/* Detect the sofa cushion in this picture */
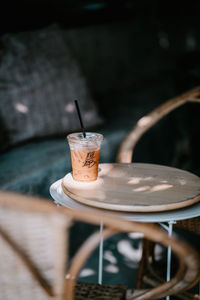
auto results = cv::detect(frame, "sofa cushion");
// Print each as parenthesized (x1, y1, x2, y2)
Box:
(0, 24, 102, 152)
(0, 123, 129, 198)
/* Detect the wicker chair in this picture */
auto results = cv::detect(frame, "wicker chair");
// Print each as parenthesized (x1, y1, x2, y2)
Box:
(116, 85, 200, 298)
(0, 190, 200, 300)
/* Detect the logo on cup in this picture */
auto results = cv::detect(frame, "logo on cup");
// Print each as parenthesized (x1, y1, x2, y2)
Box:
(83, 152, 96, 168)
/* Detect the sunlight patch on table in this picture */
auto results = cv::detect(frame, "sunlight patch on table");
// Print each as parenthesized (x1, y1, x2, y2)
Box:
(132, 184, 173, 193)
(128, 176, 153, 185)
(150, 184, 173, 192)
(133, 186, 150, 192)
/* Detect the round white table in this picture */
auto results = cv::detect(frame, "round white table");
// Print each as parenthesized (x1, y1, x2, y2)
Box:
(50, 178, 200, 223)
(50, 163, 200, 300)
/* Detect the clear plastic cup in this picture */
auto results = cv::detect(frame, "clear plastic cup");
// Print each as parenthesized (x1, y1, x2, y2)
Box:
(67, 132, 103, 182)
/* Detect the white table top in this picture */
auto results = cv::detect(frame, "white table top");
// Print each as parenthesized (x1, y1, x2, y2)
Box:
(50, 179, 200, 223)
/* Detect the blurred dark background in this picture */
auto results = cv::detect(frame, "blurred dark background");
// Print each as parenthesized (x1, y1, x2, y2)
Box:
(1, 0, 200, 173)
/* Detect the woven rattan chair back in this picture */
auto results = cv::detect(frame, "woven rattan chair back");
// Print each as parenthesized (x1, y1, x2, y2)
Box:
(116, 86, 200, 233)
(116, 86, 200, 164)
(0, 190, 200, 300)
(116, 85, 200, 235)
(0, 191, 71, 300)
(116, 86, 200, 294)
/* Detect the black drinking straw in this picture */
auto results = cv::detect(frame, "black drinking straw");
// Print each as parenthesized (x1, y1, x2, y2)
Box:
(74, 100, 86, 138)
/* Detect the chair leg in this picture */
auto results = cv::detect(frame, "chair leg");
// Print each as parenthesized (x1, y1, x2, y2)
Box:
(136, 239, 155, 289)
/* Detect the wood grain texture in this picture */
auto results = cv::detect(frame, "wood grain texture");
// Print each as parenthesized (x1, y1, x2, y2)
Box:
(62, 163, 200, 212)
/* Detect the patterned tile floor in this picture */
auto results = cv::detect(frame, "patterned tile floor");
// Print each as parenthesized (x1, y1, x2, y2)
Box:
(70, 230, 199, 299)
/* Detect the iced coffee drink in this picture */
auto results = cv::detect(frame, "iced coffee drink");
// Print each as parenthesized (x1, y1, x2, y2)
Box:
(67, 132, 103, 182)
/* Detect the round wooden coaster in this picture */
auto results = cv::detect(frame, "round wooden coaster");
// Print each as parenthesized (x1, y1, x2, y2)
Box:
(62, 163, 200, 212)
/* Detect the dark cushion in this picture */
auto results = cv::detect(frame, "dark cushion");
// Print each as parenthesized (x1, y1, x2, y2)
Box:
(0, 24, 103, 152)
(0, 122, 129, 198)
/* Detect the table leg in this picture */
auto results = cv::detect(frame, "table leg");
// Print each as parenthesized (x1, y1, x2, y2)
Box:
(98, 221, 104, 285)
(160, 221, 176, 300)
(166, 221, 175, 300)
